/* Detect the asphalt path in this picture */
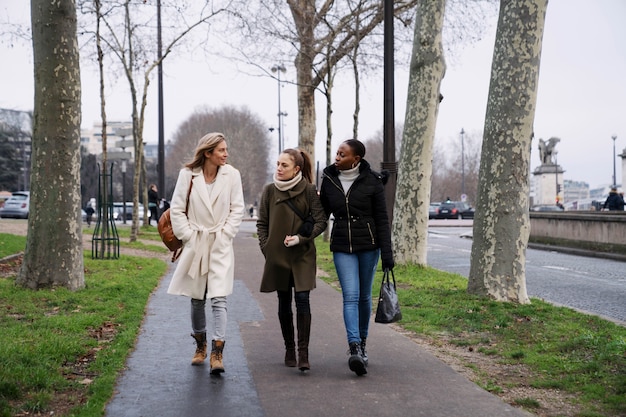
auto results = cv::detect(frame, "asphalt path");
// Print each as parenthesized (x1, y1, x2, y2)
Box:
(106, 219, 532, 417)
(426, 223, 626, 325)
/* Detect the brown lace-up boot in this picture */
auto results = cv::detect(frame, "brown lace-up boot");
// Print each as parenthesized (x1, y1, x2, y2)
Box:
(190, 332, 207, 366)
(278, 313, 297, 367)
(210, 339, 225, 375)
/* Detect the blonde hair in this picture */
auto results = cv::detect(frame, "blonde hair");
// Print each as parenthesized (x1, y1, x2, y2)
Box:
(185, 132, 226, 169)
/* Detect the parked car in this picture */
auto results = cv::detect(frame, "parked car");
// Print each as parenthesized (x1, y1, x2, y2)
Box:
(112, 202, 149, 221)
(0, 191, 30, 219)
(434, 201, 474, 220)
(530, 205, 564, 212)
(428, 202, 441, 219)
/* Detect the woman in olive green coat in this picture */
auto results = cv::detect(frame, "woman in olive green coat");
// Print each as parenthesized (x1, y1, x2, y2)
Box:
(256, 149, 327, 371)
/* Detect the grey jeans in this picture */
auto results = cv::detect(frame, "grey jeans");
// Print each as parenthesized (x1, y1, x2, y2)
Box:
(191, 296, 227, 341)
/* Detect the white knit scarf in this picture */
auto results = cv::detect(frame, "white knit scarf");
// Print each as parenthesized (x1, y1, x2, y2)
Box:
(273, 171, 303, 192)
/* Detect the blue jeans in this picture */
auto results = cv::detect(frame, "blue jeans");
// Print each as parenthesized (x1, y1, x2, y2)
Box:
(333, 249, 380, 344)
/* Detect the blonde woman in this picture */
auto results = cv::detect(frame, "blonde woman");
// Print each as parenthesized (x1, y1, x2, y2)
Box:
(167, 132, 244, 375)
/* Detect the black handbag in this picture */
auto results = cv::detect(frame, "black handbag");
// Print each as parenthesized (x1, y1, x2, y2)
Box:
(375, 268, 402, 324)
(285, 198, 315, 238)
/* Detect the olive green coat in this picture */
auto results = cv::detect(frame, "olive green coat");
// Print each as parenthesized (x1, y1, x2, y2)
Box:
(256, 179, 327, 292)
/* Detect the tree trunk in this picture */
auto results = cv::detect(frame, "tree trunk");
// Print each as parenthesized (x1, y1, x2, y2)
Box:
(392, 0, 446, 266)
(294, 39, 317, 162)
(468, 0, 548, 304)
(19, 0, 84, 290)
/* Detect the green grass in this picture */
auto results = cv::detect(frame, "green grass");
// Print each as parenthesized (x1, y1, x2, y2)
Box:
(316, 237, 626, 416)
(0, 232, 167, 417)
(0, 234, 26, 258)
(2, 232, 625, 416)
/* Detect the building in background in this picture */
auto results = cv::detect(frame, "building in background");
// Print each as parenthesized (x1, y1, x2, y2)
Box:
(80, 121, 159, 163)
(563, 180, 589, 203)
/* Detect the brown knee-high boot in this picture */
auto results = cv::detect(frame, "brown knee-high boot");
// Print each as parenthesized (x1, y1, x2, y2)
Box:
(296, 313, 311, 371)
(190, 332, 207, 365)
(278, 313, 297, 367)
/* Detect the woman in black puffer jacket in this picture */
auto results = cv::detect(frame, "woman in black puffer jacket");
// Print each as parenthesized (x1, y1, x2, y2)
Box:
(320, 139, 394, 376)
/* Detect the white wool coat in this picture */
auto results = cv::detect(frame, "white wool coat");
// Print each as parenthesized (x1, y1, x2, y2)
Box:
(167, 164, 244, 300)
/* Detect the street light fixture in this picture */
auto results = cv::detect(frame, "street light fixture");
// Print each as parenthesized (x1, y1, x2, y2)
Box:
(460, 128, 465, 197)
(612, 135, 617, 187)
(271, 64, 286, 154)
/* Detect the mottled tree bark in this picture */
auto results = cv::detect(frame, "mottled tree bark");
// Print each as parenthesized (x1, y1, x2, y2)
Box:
(18, 0, 84, 290)
(468, 0, 548, 303)
(392, 0, 446, 266)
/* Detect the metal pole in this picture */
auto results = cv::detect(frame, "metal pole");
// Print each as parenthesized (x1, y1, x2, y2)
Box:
(277, 69, 282, 153)
(272, 64, 286, 154)
(121, 159, 127, 224)
(612, 135, 617, 187)
(157, 0, 165, 194)
(382, 0, 397, 222)
(460, 128, 465, 196)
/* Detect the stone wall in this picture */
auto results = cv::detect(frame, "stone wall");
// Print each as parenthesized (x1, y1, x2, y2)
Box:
(529, 211, 626, 254)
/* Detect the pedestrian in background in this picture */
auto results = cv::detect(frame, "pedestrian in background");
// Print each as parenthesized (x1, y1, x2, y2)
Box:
(148, 184, 159, 225)
(320, 139, 394, 376)
(84, 203, 95, 227)
(256, 148, 327, 371)
(167, 132, 244, 375)
(603, 187, 625, 211)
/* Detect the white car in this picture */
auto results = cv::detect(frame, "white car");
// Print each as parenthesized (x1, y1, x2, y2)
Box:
(0, 191, 30, 219)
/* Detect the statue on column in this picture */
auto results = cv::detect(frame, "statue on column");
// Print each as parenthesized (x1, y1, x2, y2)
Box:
(538, 137, 560, 165)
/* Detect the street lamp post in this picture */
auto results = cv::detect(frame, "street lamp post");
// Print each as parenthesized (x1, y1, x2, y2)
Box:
(460, 128, 465, 197)
(121, 160, 127, 224)
(612, 135, 617, 187)
(271, 64, 286, 153)
(114, 127, 133, 224)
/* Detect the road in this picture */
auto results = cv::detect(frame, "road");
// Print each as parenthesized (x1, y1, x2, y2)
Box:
(427, 224, 626, 325)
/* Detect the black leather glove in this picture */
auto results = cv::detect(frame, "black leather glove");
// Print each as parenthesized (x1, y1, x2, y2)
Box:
(382, 257, 394, 271)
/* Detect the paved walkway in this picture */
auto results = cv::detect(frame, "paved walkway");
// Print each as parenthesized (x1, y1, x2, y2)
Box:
(105, 222, 532, 417)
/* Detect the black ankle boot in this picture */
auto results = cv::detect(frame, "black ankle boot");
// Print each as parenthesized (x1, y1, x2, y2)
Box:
(348, 342, 366, 376)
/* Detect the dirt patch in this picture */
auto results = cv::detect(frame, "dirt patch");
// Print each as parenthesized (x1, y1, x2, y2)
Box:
(393, 325, 583, 417)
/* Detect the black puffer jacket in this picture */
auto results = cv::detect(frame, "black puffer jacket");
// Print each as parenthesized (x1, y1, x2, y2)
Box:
(320, 159, 394, 269)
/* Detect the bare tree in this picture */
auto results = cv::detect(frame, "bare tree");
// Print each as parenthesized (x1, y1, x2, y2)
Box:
(18, 0, 84, 290)
(79, 0, 228, 241)
(231, 0, 418, 164)
(392, 0, 447, 266)
(430, 130, 482, 205)
(166, 105, 272, 205)
(0, 109, 31, 191)
(468, 0, 548, 303)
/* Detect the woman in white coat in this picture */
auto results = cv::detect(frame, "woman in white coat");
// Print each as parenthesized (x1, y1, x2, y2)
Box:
(167, 132, 244, 375)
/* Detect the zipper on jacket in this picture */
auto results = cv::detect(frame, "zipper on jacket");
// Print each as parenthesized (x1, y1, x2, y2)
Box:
(345, 192, 353, 253)
(327, 173, 363, 254)
(366, 222, 375, 245)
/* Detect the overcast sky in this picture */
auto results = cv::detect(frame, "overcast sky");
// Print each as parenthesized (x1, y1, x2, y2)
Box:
(1, 0, 625, 190)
